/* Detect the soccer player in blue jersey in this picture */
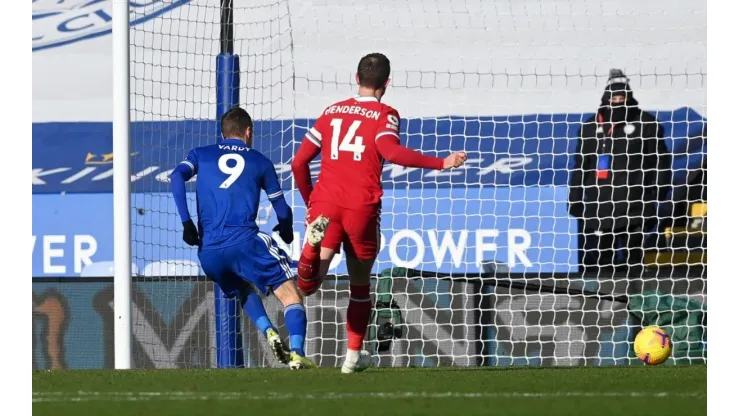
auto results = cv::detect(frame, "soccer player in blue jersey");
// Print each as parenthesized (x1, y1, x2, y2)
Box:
(170, 106, 315, 369)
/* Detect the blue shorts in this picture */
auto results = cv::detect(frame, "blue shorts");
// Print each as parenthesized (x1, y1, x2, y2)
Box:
(198, 232, 294, 298)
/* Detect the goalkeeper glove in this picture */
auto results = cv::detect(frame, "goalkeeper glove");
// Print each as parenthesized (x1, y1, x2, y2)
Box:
(182, 219, 199, 246)
(273, 222, 294, 244)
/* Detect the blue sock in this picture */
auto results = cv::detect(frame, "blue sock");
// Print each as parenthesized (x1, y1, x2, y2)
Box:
(284, 303, 307, 356)
(241, 291, 273, 336)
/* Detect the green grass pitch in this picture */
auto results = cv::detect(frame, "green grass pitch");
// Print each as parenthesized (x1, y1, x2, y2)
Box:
(33, 366, 706, 416)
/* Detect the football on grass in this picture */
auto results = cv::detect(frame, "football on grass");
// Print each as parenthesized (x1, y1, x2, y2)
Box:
(634, 326, 672, 365)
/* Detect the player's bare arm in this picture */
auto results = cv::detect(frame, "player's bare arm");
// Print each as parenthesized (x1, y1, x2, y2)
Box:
(444, 151, 468, 169)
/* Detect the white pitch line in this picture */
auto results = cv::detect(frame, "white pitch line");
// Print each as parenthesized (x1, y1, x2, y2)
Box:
(32, 391, 706, 403)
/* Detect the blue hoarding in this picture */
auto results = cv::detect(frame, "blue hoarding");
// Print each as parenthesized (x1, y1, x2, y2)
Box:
(31, 108, 706, 194)
(32, 108, 705, 276)
(33, 186, 576, 277)
(33, 194, 113, 276)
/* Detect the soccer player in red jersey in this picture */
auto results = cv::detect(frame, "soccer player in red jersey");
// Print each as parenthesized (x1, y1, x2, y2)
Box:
(291, 53, 467, 373)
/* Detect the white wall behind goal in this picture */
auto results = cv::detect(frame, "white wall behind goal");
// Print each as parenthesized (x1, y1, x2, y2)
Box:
(32, 0, 706, 123)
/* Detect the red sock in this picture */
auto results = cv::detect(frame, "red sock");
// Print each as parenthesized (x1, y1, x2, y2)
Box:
(346, 285, 372, 351)
(297, 243, 321, 295)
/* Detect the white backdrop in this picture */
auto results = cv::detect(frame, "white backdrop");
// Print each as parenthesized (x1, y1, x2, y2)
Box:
(33, 0, 706, 123)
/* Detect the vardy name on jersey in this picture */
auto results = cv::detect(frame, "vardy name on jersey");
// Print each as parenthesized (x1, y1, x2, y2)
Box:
(219, 144, 249, 152)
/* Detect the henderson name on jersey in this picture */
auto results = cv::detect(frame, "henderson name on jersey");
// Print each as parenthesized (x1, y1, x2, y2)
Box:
(292, 95, 446, 211)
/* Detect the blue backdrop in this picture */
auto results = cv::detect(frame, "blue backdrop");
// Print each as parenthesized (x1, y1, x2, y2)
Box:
(32, 186, 575, 276)
(31, 107, 706, 193)
(32, 108, 706, 276)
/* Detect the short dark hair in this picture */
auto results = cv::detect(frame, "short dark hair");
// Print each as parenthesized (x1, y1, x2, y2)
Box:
(221, 107, 253, 138)
(357, 53, 391, 90)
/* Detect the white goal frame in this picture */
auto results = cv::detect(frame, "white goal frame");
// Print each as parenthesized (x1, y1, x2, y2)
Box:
(112, 0, 132, 370)
(110, 0, 706, 370)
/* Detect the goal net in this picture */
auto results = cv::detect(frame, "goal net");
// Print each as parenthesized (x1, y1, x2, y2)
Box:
(128, 0, 707, 368)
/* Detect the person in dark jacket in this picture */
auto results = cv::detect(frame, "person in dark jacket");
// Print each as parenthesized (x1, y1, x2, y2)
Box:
(568, 70, 672, 272)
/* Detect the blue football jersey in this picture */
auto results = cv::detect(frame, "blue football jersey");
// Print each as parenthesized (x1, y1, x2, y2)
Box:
(179, 139, 284, 248)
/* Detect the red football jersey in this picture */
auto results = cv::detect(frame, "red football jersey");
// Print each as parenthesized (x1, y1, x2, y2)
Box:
(305, 95, 401, 210)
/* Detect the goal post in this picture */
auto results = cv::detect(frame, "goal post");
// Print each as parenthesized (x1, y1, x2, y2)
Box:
(213, 0, 245, 369)
(112, 0, 132, 370)
(114, 0, 248, 369)
(114, 0, 706, 369)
